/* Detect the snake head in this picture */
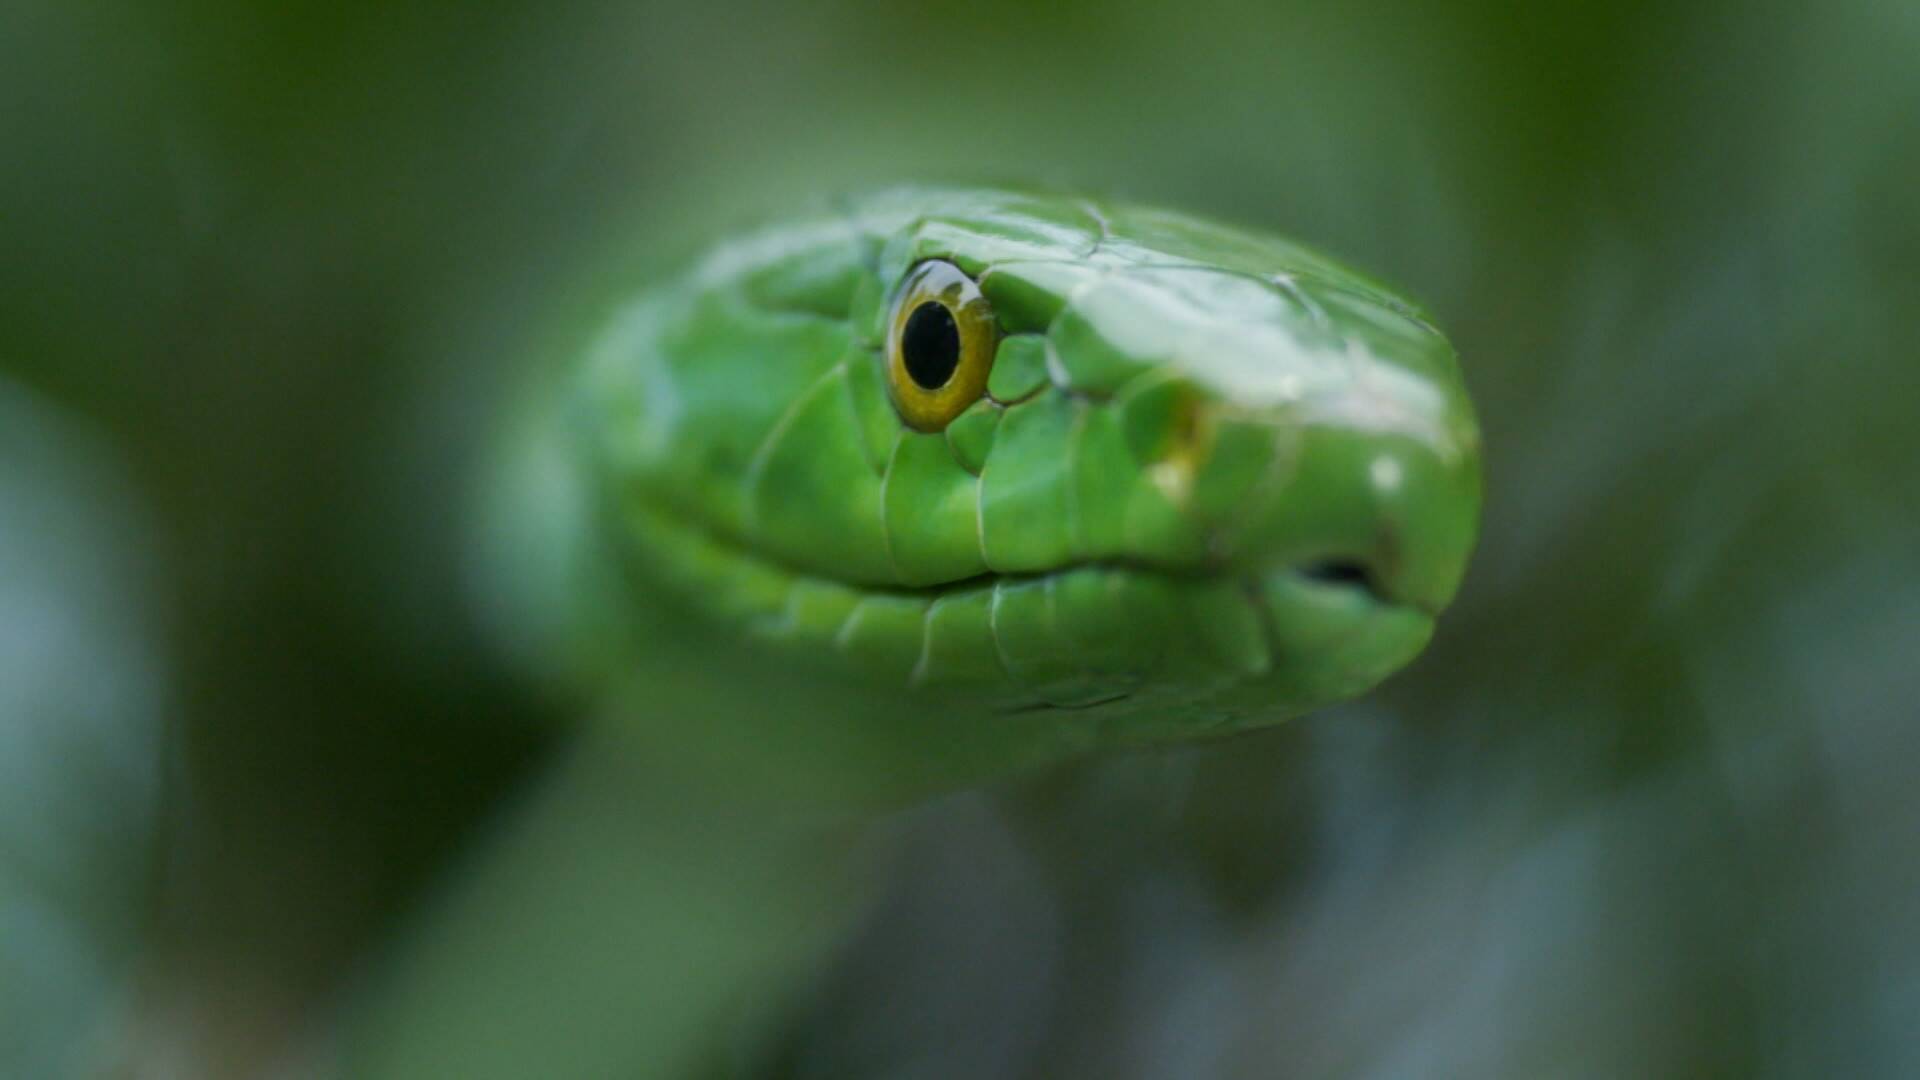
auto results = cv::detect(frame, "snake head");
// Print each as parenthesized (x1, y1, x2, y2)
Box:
(579, 188, 1481, 739)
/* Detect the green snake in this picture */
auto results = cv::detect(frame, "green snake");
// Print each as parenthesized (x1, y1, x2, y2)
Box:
(560, 186, 1477, 727)
(355, 187, 1481, 1076)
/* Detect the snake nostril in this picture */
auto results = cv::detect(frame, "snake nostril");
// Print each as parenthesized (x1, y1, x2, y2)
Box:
(1297, 558, 1387, 601)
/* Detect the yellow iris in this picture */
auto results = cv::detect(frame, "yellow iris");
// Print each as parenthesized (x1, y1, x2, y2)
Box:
(884, 260, 999, 432)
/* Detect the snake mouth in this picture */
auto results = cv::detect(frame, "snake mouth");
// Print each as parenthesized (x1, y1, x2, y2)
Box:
(989, 557, 1436, 719)
(622, 495, 1438, 717)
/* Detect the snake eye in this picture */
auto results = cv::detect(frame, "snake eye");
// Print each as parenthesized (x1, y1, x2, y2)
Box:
(885, 260, 998, 431)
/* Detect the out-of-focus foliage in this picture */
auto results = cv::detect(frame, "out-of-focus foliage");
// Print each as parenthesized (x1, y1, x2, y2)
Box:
(3, 0, 1916, 1076)
(0, 386, 162, 1075)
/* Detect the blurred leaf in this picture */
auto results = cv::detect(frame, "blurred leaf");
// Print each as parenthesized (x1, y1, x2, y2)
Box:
(0, 384, 164, 1077)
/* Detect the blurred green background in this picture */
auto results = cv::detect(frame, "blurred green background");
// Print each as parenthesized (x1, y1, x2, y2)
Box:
(4, 1, 1918, 1076)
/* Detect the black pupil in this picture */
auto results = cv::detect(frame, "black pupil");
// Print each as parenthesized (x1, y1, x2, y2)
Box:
(901, 301, 962, 390)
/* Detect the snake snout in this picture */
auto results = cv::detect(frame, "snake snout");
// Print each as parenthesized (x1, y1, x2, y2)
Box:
(1263, 423, 1480, 617)
(1172, 384, 1479, 619)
